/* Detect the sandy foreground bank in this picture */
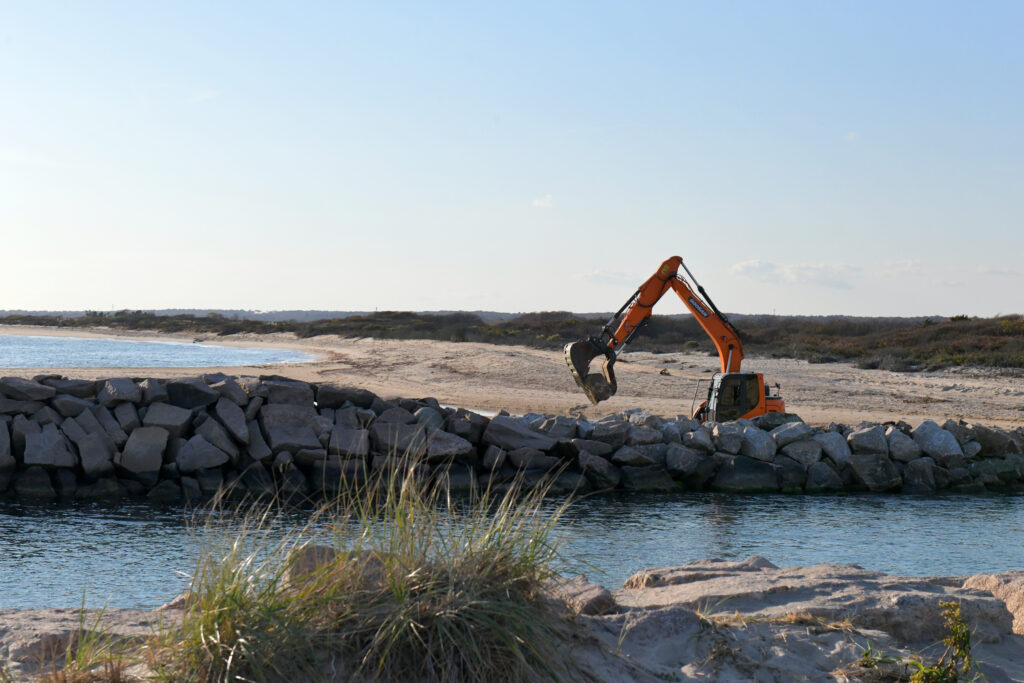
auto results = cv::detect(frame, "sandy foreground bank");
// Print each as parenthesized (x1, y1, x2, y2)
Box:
(3, 558, 1024, 681)
(1, 325, 1021, 429)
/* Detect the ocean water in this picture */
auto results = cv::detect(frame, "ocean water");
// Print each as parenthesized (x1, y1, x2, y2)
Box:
(0, 334, 312, 368)
(1, 492, 1022, 609)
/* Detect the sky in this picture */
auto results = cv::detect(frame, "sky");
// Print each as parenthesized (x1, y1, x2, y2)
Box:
(2, 1, 1022, 317)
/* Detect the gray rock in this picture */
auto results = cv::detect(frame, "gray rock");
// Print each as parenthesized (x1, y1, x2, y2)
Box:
(91, 406, 128, 447)
(482, 445, 506, 471)
(76, 478, 127, 501)
(611, 445, 658, 467)
(508, 447, 560, 471)
(414, 406, 445, 431)
(426, 429, 474, 462)
(176, 434, 231, 473)
(969, 457, 1020, 485)
(197, 416, 239, 462)
(166, 378, 220, 409)
(244, 396, 264, 422)
(210, 378, 249, 406)
(12, 415, 40, 456)
(665, 444, 717, 488)
(912, 420, 964, 467)
(812, 431, 852, 469)
(774, 456, 806, 492)
(259, 404, 321, 453)
(942, 419, 973, 445)
(540, 415, 578, 438)
(849, 453, 902, 492)
(50, 394, 94, 418)
(805, 461, 843, 492)
(23, 423, 76, 468)
(712, 422, 744, 454)
(571, 438, 613, 457)
(294, 448, 329, 467)
(214, 398, 249, 445)
(740, 425, 777, 462)
(848, 425, 888, 456)
(334, 407, 361, 430)
(147, 480, 183, 503)
(239, 463, 276, 497)
(445, 409, 489, 444)
(770, 421, 813, 448)
(369, 421, 428, 458)
(973, 424, 1012, 457)
(310, 458, 367, 494)
(619, 466, 676, 492)
(113, 402, 141, 433)
(376, 406, 417, 424)
(117, 426, 169, 474)
(886, 426, 922, 463)
(0, 399, 43, 415)
(139, 378, 169, 404)
(0, 377, 56, 401)
(590, 419, 630, 449)
(682, 427, 715, 453)
(0, 421, 12, 470)
(30, 406, 61, 426)
(754, 412, 804, 431)
(328, 427, 370, 459)
(903, 458, 937, 493)
(266, 380, 314, 406)
(483, 415, 556, 452)
(780, 439, 822, 467)
(59, 416, 88, 444)
(41, 378, 96, 398)
(626, 425, 663, 446)
(315, 384, 376, 409)
(710, 455, 779, 493)
(962, 440, 983, 458)
(15, 466, 56, 500)
(577, 451, 621, 489)
(77, 433, 115, 478)
(195, 467, 224, 495)
(97, 378, 142, 406)
(142, 402, 193, 439)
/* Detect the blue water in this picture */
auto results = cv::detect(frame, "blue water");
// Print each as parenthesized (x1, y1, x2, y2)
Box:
(0, 334, 312, 367)
(1, 493, 1022, 609)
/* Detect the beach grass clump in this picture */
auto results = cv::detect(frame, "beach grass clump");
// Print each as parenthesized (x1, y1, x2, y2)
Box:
(157, 464, 572, 682)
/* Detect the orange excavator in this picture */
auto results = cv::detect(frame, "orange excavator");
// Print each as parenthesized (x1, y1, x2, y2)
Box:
(565, 256, 785, 422)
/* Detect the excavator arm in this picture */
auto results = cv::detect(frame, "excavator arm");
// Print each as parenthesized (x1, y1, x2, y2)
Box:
(565, 256, 744, 404)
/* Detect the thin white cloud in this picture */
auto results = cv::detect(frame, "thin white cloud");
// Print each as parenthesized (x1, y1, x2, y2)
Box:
(730, 260, 859, 290)
(531, 194, 553, 208)
(188, 90, 221, 103)
(845, 131, 858, 142)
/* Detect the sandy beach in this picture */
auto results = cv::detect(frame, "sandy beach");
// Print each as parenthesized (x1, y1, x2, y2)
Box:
(1, 324, 1021, 429)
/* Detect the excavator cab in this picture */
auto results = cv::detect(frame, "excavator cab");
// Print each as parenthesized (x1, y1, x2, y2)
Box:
(701, 372, 784, 423)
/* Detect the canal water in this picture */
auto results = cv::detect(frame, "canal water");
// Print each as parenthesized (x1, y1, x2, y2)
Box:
(1, 492, 1021, 609)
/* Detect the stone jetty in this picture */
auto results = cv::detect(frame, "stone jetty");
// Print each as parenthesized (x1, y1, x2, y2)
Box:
(1, 373, 1023, 502)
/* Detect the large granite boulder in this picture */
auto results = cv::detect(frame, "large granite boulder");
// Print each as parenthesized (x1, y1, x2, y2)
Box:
(209, 378, 248, 406)
(571, 438, 613, 457)
(902, 457, 937, 493)
(805, 461, 843, 492)
(0, 377, 56, 401)
(712, 423, 744, 454)
(665, 444, 717, 488)
(117, 426, 169, 474)
(51, 394, 94, 418)
(246, 421, 272, 461)
(813, 431, 852, 469)
(912, 421, 964, 466)
(425, 429, 474, 462)
(774, 456, 806, 492)
(886, 427, 922, 463)
(23, 424, 76, 468)
(77, 433, 115, 478)
(259, 404, 321, 453)
(849, 453, 902, 492)
(611, 445, 659, 468)
(197, 417, 239, 462)
(590, 419, 630, 449)
(266, 380, 314, 406)
(14, 466, 56, 500)
(577, 452, 621, 489)
(176, 434, 231, 473)
(113, 402, 140, 433)
(97, 378, 142, 406)
(369, 422, 427, 458)
(619, 466, 676, 492)
(315, 384, 376, 409)
(482, 416, 556, 452)
(41, 378, 96, 398)
(847, 425, 888, 456)
(682, 427, 715, 453)
(740, 425, 777, 462)
(780, 439, 822, 467)
(626, 426, 663, 446)
(770, 421, 813, 448)
(328, 427, 370, 459)
(710, 455, 778, 493)
(142, 402, 193, 439)
(214, 398, 249, 445)
(508, 448, 560, 471)
(166, 379, 220, 409)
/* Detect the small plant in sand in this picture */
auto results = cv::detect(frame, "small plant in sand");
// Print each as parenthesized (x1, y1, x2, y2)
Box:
(156, 459, 573, 682)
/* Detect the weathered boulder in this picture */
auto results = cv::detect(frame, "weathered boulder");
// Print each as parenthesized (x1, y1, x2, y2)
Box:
(886, 426, 922, 463)
(710, 455, 778, 493)
(328, 427, 370, 459)
(113, 402, 141, 433)
(849, 453, 902, 492)
(780, 439, 822, 467)
(266, 380, 314, 406)
(619, 466, 676, 492)
(76, 478, 127, 501)
(847, 425, 888, 456)
(813, 431, 852, 469)
(508, 447, 560, 471)
(316, 384, 377, 409)
(41, 378, 96, 398)
(369, 421, 427, 458)
(973, 424, 1012, 457)
(142, 402, 193, 439)
(482, 415, 556, 452)
(740, 425, 776, 462)
(540, 415, 578, 438)
(425, 429, 474, 462)
(139, 378, 169, 404)
(14, 466, 56, 499)
(912, 420, 964, 466)
(0, 399, 43, 415)
(712, 423, 744, 454)
(239, 463, 276, 496)
(246, 420, 272, 461)
(0, 422, 13, 470)
(51, 394, 94, 418)
(176, 434, 231, 473)
(682, 427, 715, 453)
(97, 378, 142, 406)
(626, 425, 663, 446)
(414, 406, 446, 431)
(481, 445, 506, 471)
(902, 458, 937, 493)
(774, 456, 806, 492)
(76, 433, 115, 478)
(23, 424, 76, 468)
(197, 417, 239, 462)
(214, 398, 249, 445)
(770, 421, 813, 448)
(805, 461, 843, 492)
(577, 452, 621, 489)
(665, 444, 717, 488)
(571, 438, 613, 457)
(611, 445, 659, 468)
(259, 404, 321, 453)
(147, 480, 183, 503)
(166, 378, 220, 409)
(754, 412, 803, 431)
(445, 409, 489, 444)
(0, 377, 56, 401)
(590, 419, 630, 449)
(117, 426, 169, 474)
(376, 406, 416, 424)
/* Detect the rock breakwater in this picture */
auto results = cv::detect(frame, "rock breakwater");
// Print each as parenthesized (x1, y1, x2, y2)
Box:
(0, 373, 1023, 503)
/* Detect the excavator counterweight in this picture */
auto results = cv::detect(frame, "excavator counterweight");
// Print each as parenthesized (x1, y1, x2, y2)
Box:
(564, 256, 785, 422)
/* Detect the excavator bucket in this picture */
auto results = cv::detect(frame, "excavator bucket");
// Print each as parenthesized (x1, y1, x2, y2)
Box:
(564, 340, 617, 404)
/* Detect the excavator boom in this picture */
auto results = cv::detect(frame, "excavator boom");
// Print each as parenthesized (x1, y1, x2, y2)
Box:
(565, 256, 744, 404)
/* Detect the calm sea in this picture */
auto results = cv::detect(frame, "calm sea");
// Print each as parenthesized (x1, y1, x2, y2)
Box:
(1, 493, 1022, 609)
(0, 333, 312, 368)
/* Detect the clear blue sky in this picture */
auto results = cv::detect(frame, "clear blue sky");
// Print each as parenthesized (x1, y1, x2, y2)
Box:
(3, 2, 1022, 316)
